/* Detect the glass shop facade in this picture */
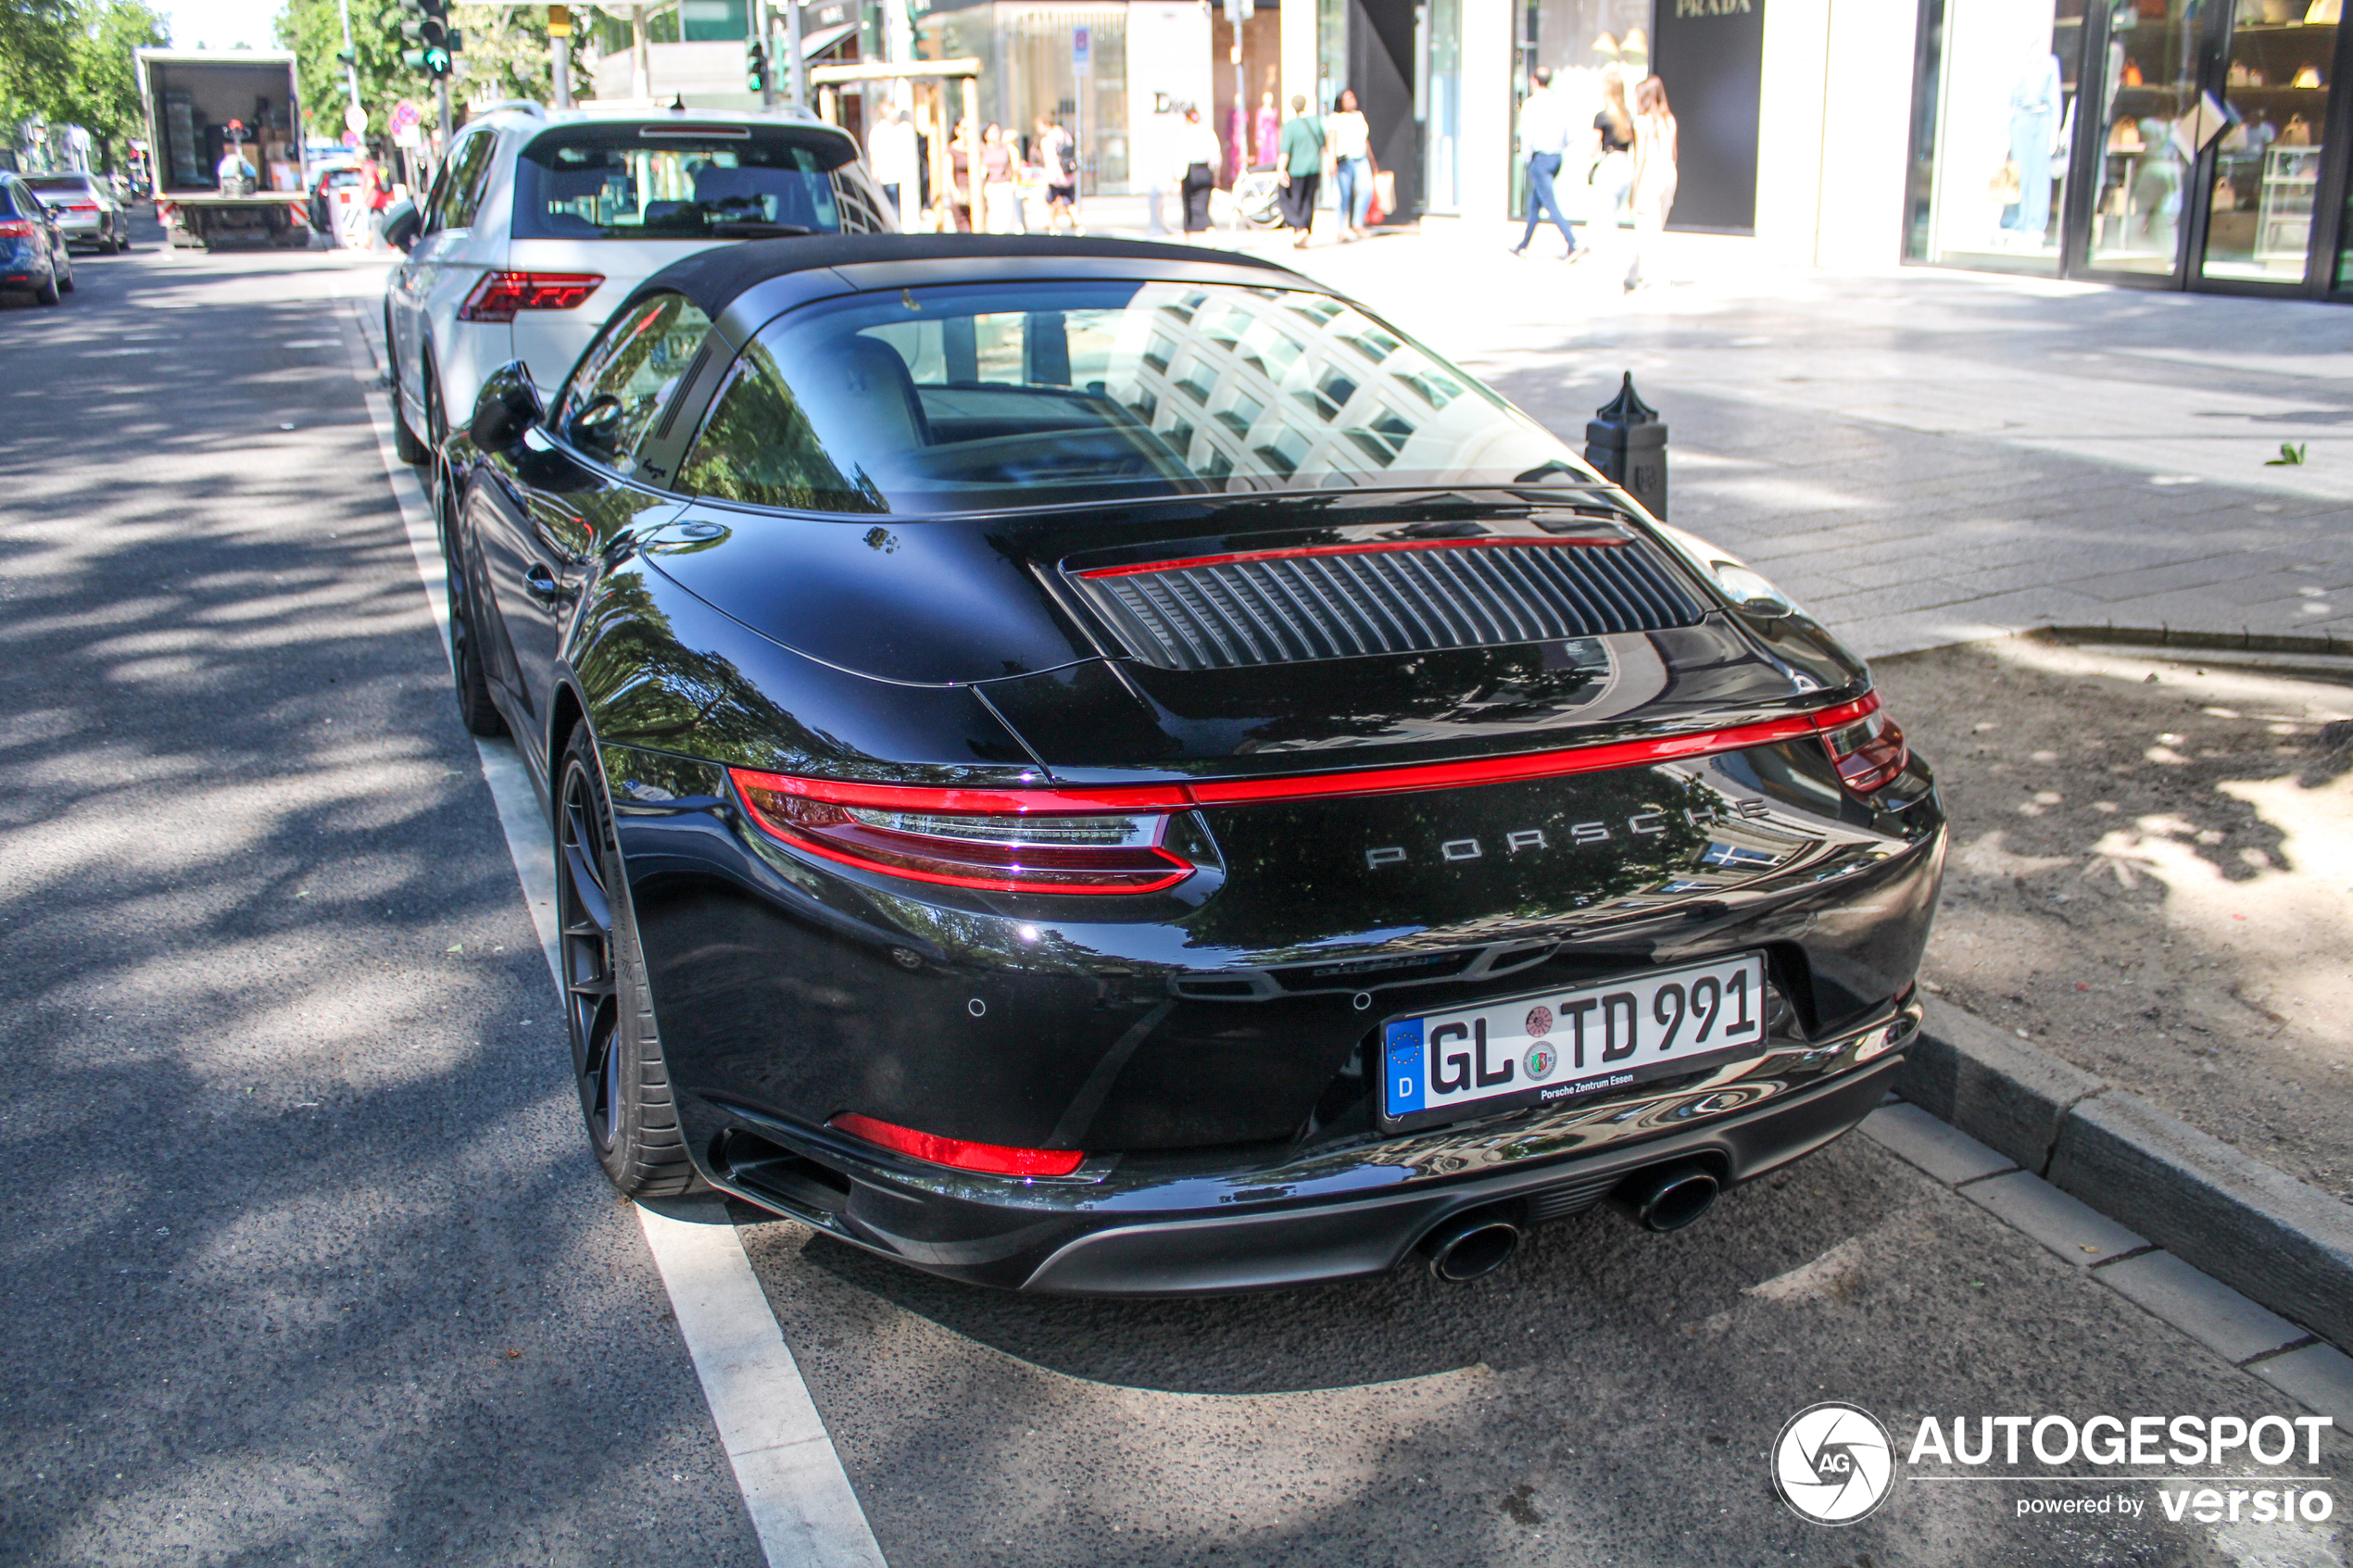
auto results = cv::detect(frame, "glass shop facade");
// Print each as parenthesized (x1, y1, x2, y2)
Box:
(1908, 0, 2353, 297)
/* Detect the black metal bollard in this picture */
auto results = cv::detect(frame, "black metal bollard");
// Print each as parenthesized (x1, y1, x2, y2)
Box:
(1583, 371, 1667, 520)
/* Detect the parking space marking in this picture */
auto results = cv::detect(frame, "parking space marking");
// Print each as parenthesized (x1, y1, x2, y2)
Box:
(338, 300, 887, 1568)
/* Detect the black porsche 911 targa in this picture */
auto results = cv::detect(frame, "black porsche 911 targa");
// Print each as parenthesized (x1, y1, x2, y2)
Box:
(435, 234, 1944, 1294)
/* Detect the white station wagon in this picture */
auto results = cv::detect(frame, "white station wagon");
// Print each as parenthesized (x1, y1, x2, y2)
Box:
(383, 101, 894, 466)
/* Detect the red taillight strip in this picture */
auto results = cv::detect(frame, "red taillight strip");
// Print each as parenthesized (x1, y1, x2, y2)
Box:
(831, 1111, 1085, 1177)
(727, 691, 1877, 819)
(1076, 535, 1629, 579)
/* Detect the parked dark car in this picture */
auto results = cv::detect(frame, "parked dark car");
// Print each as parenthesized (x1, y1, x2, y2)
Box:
(435, 235, 1944, 1295)
(23, 172, 128, 253)
(0, 174, 74, 305)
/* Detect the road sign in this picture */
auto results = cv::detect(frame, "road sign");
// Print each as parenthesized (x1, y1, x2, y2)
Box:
(389, 99, 422, 137)
(344, 103, 368, 134)
(1073, 25, 1089, 72)
(547, 3, 572, 36)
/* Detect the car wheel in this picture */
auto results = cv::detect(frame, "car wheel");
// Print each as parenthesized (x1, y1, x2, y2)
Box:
(56, 254, 73, 294)
(556, 725, 698, 1199)
(33, 268, 59, 307)
(387, 309, 430, 465)
(445, 540, 508, 738)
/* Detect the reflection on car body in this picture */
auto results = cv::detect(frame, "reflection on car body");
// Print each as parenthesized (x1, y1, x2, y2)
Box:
(433, 234, 1945, 1296)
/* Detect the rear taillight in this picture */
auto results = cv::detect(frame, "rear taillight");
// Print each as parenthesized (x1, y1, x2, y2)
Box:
(729, 769, 1195, 895)
(831, 1112, 1084, 1177)
(1814, 692, 1908, 794)
(457, 270, 604, 321)
(0, 220, 33, 238)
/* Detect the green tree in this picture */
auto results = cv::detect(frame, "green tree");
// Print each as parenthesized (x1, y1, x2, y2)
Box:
(451, 2, 551, 109)
(275, 0, 417, 146)
(60, 0, 170, 169)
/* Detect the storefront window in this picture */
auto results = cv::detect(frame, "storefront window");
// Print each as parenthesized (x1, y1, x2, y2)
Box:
(2084, 0, 2202, 274)
(1419, 0, 1462, 212)
(1907, 0, 2088, 274)
(2204, 2, 2336, 284)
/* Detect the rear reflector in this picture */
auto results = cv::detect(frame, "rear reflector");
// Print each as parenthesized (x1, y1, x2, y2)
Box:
(830, 1112, 1085, 1177)
(457, 270, 605, 321)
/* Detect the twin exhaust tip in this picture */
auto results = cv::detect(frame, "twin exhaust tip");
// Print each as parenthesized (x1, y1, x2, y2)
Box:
(1417, 1161, 1723, 1283)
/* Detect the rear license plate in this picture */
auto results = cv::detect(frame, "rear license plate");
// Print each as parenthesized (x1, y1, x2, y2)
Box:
(1380, 953, 1768, 1125)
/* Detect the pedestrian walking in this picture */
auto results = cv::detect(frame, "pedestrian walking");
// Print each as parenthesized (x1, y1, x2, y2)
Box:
(1509, 66, 1579, 259)
(1590, 65, 1635, 239)
(1626, 75, 1678, 293)
(1276, 94, 1324, 246)
(949, 117, 975, 231)
(1176, 105, 1222, 235)
(1037, 116, 1082, 234)
(871, 105, 919, 230)
(1327, 88, 1378, 241)
(980, 122, 1026, 233)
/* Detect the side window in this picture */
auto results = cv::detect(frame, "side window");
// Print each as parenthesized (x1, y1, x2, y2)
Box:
(555, 292, 712, 470)
(426, 130, 495, 232)
(677, 340, 888, 515)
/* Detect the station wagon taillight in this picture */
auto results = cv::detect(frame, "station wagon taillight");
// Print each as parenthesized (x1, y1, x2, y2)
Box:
(457, 270, 604, 321)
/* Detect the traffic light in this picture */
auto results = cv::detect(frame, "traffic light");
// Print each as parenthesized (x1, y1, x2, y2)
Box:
(334, 45, 357, 67)
(398, 0, 458, 78)
(746, 37, 769, 94)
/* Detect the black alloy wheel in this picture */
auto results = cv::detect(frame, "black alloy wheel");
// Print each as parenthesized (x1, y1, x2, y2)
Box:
(556, 726, 698, 1198)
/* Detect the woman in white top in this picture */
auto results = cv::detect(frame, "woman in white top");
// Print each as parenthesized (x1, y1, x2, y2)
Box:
(1327, 88, 1378, 241)
(1174, 105, 1224, 235)
(1627, 74, 1679, 292)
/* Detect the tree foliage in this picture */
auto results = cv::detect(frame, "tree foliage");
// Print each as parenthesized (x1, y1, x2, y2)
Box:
(2, 0, 171, 169)
(273, 0, 550, 149)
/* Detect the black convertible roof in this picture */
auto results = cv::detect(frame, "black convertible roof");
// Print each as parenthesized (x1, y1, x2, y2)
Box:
(631, 233, 1303, 320)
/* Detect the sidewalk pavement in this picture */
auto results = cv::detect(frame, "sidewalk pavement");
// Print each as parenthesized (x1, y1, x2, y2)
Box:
(1089, 212, 2353, 660)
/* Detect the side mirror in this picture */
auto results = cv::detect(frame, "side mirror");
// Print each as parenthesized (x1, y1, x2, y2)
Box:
(567, 393, 625, 460)
(470, 360, 545, 451)
(382, 196, 422, 252)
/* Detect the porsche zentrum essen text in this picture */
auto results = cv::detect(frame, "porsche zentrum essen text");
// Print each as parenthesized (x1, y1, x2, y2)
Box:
(437, 235, 1945, 1293)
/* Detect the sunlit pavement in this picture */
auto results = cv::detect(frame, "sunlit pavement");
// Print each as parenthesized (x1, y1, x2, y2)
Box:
(0, 218, 2345, 1567)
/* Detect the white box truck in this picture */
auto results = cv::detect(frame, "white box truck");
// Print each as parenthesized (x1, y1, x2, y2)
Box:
(134, 49, 314, 249)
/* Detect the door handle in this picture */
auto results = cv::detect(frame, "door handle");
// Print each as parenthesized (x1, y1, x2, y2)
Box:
(523, 562, 570, 603)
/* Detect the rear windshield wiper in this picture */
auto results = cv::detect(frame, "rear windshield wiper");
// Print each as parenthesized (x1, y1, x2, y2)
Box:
(710, 220, 812, 238)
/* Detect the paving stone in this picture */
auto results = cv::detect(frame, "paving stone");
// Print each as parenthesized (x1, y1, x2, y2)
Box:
(1858, 1103, 2018, 1186)
(2247, 1342, 2353, 1426)
(1960, 1171, 2150, 1268)
(2095, 1251, 2308, 1365)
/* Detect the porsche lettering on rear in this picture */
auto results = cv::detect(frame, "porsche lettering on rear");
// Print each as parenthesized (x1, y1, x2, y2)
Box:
(1365, 797, 1773, 870)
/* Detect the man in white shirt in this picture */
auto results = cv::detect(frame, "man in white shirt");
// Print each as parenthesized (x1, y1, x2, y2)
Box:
(868, 105, 919, 230)
(1510, 67, 1581, 259)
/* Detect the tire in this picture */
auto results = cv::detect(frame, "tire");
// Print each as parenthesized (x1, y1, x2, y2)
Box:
(33, 269, 58, 307)
(557, 725, 698, 1199)
(444, 530, 508, 737)
(56, 255, 72, 294)
(387, 310, 429, 465)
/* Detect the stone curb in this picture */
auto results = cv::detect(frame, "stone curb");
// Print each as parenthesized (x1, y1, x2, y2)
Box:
(1894, 999, 2353, 1354)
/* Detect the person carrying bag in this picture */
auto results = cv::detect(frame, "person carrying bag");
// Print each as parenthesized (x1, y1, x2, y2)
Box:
(1276, 95, 1325, 247)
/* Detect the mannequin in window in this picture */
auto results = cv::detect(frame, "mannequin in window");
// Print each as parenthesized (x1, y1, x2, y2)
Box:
(2003, 52, 2063, 241)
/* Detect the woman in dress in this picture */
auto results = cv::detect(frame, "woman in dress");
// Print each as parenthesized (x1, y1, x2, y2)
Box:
(1327, 87, 1378, 241)
(1626, 75, 1679, 292)
(980, 122, 1026, 233)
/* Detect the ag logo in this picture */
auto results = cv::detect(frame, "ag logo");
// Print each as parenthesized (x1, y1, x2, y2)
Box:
(1772, 1402, 1894, 1524)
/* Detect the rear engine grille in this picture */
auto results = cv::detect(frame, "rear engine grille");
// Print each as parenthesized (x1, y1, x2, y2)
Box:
(1525, 1170, 1624, 1223)
(1073, 541, 1704, 671)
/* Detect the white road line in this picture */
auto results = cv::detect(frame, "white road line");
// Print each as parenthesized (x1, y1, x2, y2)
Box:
(336, 300, 888, 1568)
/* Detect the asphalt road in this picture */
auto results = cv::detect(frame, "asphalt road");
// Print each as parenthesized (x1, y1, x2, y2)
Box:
(0, 221, 2342, 1567)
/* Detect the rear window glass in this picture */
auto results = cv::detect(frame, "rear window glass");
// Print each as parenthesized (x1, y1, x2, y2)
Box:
(677, 281, 1590, 516)
(0, 183, 18, 219)
(512, 125, 887, 241)
(26, 177, 94, 197)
